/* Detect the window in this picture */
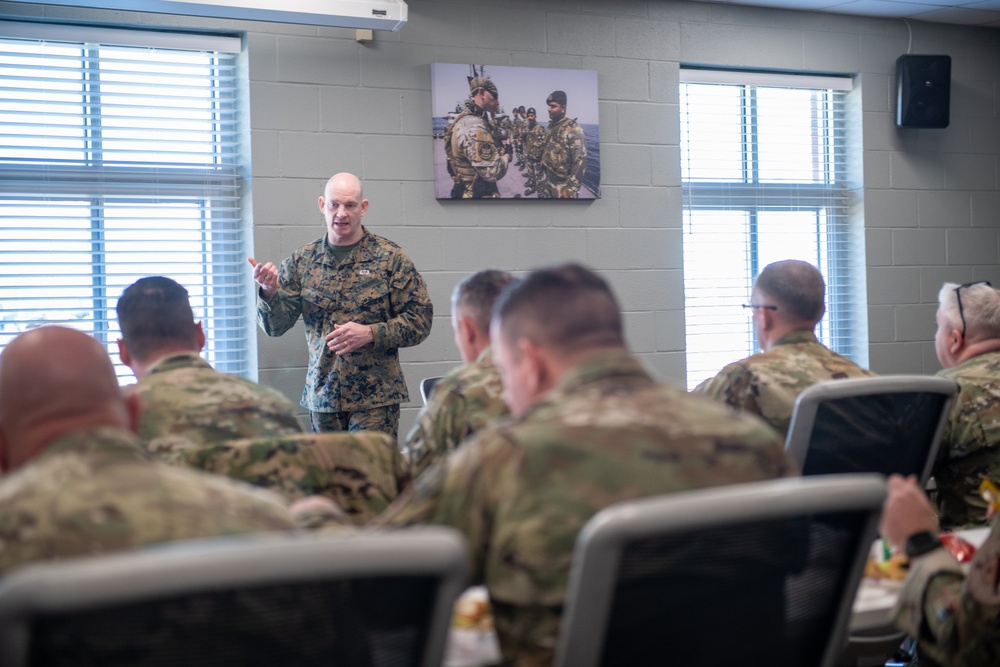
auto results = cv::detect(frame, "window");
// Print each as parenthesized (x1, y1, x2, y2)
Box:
(680, 69, 865, 389)
(0, 22, 246, 383)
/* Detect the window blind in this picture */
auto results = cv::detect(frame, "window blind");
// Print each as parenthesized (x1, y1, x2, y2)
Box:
(0, 23, 246, 383)
(680, 70, 859, 390)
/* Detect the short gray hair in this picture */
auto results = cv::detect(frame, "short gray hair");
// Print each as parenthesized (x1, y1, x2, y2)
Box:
(753, 260, 825, 324)
(938, 281, 1000, 339)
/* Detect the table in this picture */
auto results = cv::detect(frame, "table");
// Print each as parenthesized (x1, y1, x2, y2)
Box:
(849, 526, 990, 632)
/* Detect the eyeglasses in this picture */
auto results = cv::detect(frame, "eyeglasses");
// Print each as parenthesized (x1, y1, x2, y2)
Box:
(954, 281, 992, 338)
(742, 303, 778, 312)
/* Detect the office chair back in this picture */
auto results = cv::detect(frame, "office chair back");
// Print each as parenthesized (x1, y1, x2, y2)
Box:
(785, 375, 957, 483)
(420, 376, 443, 404)
(0, 528, 468, 667)
(554, 474, 885, 667)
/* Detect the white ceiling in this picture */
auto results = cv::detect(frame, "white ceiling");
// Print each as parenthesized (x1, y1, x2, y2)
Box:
(692, 0, 1000, 27)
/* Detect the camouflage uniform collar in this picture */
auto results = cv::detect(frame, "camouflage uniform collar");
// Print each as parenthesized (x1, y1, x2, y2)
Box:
(475, 345, 494, 366)
(950, 348, 1000, 372)
(144, 351, 213, 376)
(773, 330, 821, 347)
(464, 99, 487, 118)
(320, 228, 375, 266)
(40, 427, 149, 463)
(525, 349, 649, 417)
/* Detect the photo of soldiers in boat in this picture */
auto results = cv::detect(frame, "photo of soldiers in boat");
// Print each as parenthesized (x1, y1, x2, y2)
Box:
(431, 63, 600, 200)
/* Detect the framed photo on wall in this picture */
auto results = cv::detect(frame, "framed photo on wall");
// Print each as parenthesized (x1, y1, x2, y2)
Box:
(432, 63, 600, 200)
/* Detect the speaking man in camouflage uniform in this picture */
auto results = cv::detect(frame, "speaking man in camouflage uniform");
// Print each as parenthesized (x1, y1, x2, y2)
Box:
(117, 276, 303, 462)
(539, 90, 587, 199)
(377, 264, 794, 665)
(695, 259, 874, 438)
(444, 76, 511, 199)
(0, 326, 296, 574)
(404, 269, 514, 479)
(522, 107, 546, 197)
(882, 474, 1000, 667)
(931, 281, 1000, 529)
(251, 173, 432, 440)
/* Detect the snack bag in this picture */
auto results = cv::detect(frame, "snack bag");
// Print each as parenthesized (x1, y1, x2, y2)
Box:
(980, 478, 1000, 521)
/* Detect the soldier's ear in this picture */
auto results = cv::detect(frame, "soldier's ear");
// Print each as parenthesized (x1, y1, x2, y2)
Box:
(194, 321, 206, 351)
(949, 327, 965, 355)
(123, 392, 142, 435)
(317, 195, 326, 214)
(359, 198, 369, 216)
(117, 338, 133, 369)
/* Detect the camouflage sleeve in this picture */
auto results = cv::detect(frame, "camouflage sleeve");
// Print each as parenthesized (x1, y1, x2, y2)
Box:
(893, 533, 1000, 666)
(256, 255, 304, 337)
(182, 433, 406, 526)
(565, 125, 587, 197)
(405, 387, 469, 479)
(376, 432, 517, 583)
(693, 364, 762, 416)
(368, 250, 432, 351)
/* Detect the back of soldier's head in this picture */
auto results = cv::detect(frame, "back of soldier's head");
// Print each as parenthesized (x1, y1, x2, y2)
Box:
(0, 326, 127, 468)
(493, 264, 624, 356)
(117, 277, 198, 362)
(452, 269, 516, 336)
(938, 281, 1000, 340)
(754, 260, 826, 325)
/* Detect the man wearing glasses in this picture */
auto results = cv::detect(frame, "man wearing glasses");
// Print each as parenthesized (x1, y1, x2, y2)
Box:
(932, 280, 1000, 529)
(694, 259, 873, 437)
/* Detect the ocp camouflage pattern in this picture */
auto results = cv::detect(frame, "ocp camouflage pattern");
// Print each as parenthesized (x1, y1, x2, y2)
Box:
(894, 519, 1000, 667)
(934, 350, 1000, 529)
(0, 427, 296, 574)
(380, 350, 793, 664)
(694, 330, 874, 437)
(257, 229, 432, 413)
(540, 115, 586, 198)
(127, 352, 303, 462)
(404, 346, 510, 479)
(181, 431, 408, 525)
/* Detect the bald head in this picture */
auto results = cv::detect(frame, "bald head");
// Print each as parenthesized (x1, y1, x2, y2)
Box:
(325, 172, 363, 200)
(0, 326, 131, 470)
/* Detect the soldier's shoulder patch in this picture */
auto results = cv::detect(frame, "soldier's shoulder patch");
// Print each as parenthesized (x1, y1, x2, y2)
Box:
(477, 141, 497, 162)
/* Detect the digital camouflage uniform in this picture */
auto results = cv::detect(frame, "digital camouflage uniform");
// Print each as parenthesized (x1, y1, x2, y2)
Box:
(933, 351, 1000, 529)
(256, 229, 432, 435)
(127, 351, 303, 463)
(539, 116, 587, 199)
(381, 350, 794, 665)
(694, 330, 875, 438)
(404, 346, 510, 479)
(180, 431, 409, 526)
(522, 122, 546, 195)
(0, 427, 296, 574)
(445, 102, 509, 199)
(894, 519, 1000, 667)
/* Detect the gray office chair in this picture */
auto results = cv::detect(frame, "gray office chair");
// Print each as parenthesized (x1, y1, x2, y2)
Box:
(785, 375, 957, 484)
(554, 474, 886, 667)
(0, 528, 468, 667)
(420, 376, 444, 404)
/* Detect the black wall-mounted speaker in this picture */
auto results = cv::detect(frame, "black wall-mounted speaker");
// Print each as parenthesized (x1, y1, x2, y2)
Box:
(896, 55, 951, 128)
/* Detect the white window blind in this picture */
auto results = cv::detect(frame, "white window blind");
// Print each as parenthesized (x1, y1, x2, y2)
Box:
(680, 70, 862, 389)
(0, 23, 246, 383)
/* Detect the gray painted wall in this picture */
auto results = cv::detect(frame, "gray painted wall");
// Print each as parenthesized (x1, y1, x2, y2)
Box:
(2, 0, 999, 440)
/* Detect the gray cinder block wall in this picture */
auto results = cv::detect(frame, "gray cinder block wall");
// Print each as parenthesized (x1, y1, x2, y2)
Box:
(3, 0, 999, 440)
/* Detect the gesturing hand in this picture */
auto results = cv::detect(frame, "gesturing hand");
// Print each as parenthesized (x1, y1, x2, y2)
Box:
(248, 257, 279, 299)
(325, 322, 374, 356)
